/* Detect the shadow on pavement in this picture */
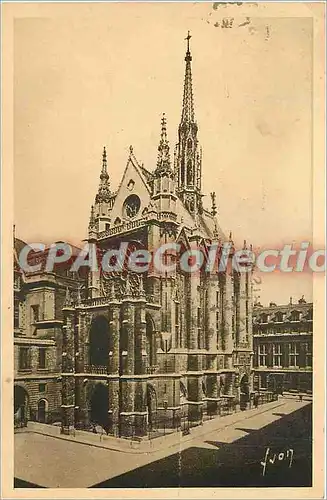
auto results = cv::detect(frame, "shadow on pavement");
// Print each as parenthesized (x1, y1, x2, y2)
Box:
(91, 404, 312, 488)
(234, 428, 256, 434)
(14, 478, 44, 488)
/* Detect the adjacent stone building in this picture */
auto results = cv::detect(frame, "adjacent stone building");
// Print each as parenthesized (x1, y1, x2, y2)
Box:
(13, 236, 84, 425)
(61, 35, 255, 438)
(252, 297, 313, 395)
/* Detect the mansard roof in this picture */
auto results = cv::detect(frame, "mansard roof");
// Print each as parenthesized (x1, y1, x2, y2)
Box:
(253, 300, 313, 319)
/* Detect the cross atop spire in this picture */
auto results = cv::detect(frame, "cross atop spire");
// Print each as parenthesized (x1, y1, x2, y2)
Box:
(175, 33, 202, 215)
(181, 31, 195, 124)
(185, 30, 192, 59)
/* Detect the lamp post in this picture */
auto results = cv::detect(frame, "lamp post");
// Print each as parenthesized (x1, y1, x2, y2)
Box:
(161, 331, 171, 353)
(163, 400, 168, 436)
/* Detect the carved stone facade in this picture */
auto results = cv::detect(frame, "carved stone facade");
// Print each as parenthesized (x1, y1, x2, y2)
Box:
(61, 36, 254, 437)
(13, 237, 84, 425)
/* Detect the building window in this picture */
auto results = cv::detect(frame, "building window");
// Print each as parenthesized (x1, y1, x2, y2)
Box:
(215, 290, 219, 337)
(14, 297, 20, 329)
(273, 343, 282, 367)
(289, 343, 299, 367)
(197, 307, 201, 349)
(31, 304, 40, 323)
(202, 380, 207, 397)
(260, 373, 268, 388)
(304, 343, 312, 367)
(39, 383, 46, 393)
(259, 344, 267, 366)
(38, 348, 46, 369)
(245, 275, 249, 332)
(275, 312, 283, 323)
(261, 313, 268, 324)
(290, 311, 300, 322)
(245, 301, 249, 332)
(175, 301, 180, 347)
(19, 347, 31, 370)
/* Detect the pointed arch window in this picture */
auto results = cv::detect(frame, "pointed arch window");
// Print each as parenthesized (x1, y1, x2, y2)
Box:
(175, 300, 181, 347)
(146, 314, 156, 368)
(181, 160, 185, 185)
(187, 160, 193, 185)
(89, 315, 110, 367)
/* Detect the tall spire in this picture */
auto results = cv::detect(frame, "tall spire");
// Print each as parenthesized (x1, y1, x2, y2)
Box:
(95, 146, 111, 203)
(175, 32, 202, 216)
(181, 31, 195, 125)
(155, 113, 172, 175)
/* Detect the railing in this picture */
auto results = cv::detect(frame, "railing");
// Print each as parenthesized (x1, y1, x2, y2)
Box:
(98, 218, 147, 239)
(82, 293, 155, 306)
(238, 342, 250, 349)
(146, 365, 159, 374)
(84, 365, 108, 374)
(29, 409, 61, 425)
(220, 397, 237, 415)
(14, 409, 28, 429)
(253, 391, 278, 407)
(145, 294, 158, 304)
(83, 296, 110, 307)
(202, 400, 221, 421)
(157, 211, 177, 221)
(147, 412, 180, 440)
(97, 212, 177, 240)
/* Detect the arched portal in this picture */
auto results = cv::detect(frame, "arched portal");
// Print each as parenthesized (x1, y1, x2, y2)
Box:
(240, 373, 250, 410)
(89, 315, 110, 367)
(90, 383, 109, 431)
(240, 373, 250, 396)
(146, 314, 156, 368)
(14, 385, 29, 424)
(37, 399, 48, 423)
(180, 381, 187, 402)
(180, 381, 189, 434)
(146, 384, 157, 431)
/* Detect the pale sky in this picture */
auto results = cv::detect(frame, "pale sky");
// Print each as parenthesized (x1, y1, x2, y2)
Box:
(13, 2, 314, 305)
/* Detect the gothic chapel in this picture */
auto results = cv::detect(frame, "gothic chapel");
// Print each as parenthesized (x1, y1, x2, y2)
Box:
(61, 34, 254, 437)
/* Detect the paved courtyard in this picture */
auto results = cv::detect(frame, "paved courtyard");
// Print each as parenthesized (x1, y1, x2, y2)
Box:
(14, 398, 311, 488)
